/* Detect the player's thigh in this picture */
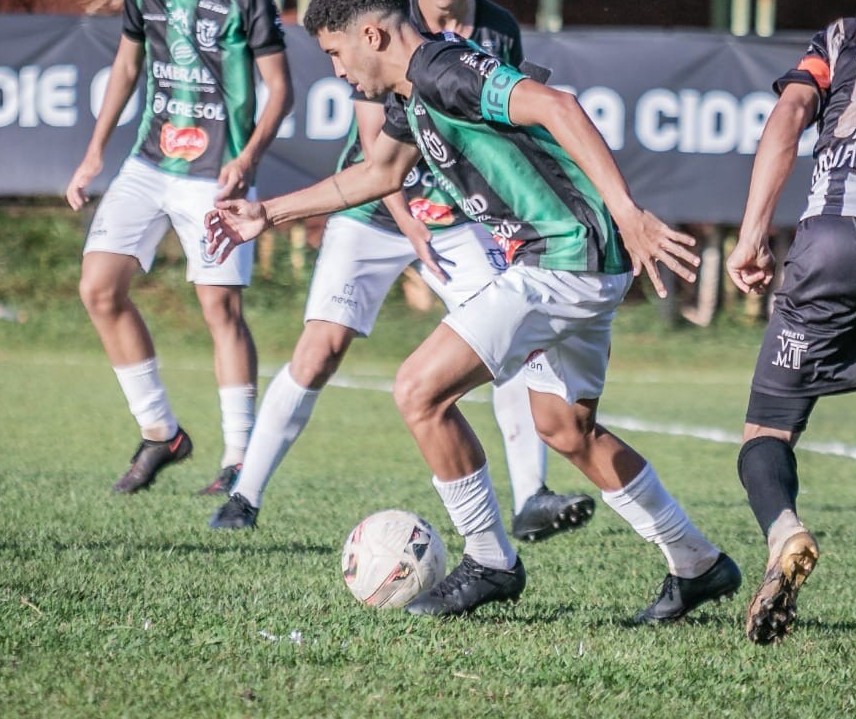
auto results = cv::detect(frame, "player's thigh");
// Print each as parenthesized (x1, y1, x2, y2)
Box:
(168, 178, 255, 287)
(443, 267, 631, 386)
(418, 222, 507, 308)
(304, 215, 415, 336)
(84, 159, 170, 273)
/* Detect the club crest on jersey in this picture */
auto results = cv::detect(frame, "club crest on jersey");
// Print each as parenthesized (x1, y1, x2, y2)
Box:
(196, 19, 220, 50)
(160, 123, 209, 161)
(420, 129, 455, 168)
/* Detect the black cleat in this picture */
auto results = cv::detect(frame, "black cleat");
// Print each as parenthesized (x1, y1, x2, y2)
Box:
(112, 427, 193, 493)
(511, 488, 595, 542)
(208, 493, 258, 529)
(405, 554, 526, 616)
(746, 531, 818, 645)
(196, 464, 242, 496)
(632, 552, 742, 624)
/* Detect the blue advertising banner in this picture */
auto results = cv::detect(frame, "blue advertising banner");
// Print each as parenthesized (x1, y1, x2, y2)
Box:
(0, 15, 815, 223)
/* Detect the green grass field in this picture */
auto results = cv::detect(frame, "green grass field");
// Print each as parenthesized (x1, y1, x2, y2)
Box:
(3, 207, 856, 717)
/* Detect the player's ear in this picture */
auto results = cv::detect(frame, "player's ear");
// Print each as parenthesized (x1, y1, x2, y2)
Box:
(361, 22, 385, 51)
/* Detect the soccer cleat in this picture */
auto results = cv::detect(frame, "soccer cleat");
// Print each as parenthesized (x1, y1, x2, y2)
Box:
(511, 488, 596, 542)
(632, 552, 742, 624)
(745, 530, 819, 645)
(196, 464, 242, 496)
(208, 493, 258, 529)
(404, 554, 526, 616)
(112, 428, 193, 493)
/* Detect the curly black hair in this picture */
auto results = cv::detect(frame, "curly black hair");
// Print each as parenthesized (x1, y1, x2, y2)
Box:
(303, 0, 409, 35)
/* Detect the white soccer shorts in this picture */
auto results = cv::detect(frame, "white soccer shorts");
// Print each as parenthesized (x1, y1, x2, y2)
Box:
(83, 157, 255, 286)
(304, 214, 507, 336)
(443, 266, 635, 403)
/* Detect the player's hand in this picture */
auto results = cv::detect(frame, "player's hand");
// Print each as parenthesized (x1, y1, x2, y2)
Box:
(726, 236, 775, 294)
(205, 199, 267, 263)
(618, 209, 699, 298)
(215, 156, 253, 201)
(405, 220, 451, 283)
(66, 155, 103, 211)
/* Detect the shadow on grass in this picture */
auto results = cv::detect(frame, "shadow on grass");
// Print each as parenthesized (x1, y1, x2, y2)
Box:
(0, 539, 334, 557)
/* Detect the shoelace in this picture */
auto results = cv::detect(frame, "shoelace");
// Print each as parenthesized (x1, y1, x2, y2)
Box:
(656, 574, 677, 602)
(432, 556, 483, 597)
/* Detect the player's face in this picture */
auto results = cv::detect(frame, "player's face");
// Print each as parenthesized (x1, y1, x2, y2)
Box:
(317, 25, 390, 99)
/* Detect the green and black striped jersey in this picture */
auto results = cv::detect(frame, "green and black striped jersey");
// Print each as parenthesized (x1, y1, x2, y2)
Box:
(382, 41, 630, 273)
(335, 0, 521, 232)
(122, 0, 285, 178)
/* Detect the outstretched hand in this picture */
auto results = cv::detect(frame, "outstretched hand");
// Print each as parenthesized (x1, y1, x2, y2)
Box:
(204, 199, 268, 263)
(618, 209, 700, 298)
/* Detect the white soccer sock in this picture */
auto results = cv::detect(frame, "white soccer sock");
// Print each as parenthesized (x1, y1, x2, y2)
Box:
(230, 364, 319, 508)
(492, 372, 547, 514)
(218, 384, 256, 468)
(113, 357, 178, 441)
(601, 463, 720, 578)
(432, 464, 517, 570)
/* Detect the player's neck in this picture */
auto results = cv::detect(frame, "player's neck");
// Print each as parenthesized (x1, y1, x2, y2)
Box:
(389, 23, 427, 98)
(419, 0, 476, 38)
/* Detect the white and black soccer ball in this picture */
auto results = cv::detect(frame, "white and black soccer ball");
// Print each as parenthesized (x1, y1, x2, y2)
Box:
(341, 509, 447, 608)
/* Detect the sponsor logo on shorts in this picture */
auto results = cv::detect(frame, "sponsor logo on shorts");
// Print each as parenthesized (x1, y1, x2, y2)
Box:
(199, 236, 219, 265)
(525, 349, 545, 371)
(408, 198, 455, 226)
(486, 247, 508, 271)
(330, 283, 358, 309)
(773, 329, 809, 370)
(160, 123, 209, 161)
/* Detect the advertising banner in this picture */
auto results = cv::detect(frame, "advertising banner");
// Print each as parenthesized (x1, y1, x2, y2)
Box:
(0, 15, 814, 223)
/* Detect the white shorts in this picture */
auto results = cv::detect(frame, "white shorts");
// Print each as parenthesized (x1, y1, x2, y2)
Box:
(83, 157, 255, 286)
(304, 214, 506, 336)
(444, 267, 634, 403)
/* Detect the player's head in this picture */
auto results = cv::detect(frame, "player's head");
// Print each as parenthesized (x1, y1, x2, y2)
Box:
(304, 0, 411, 98)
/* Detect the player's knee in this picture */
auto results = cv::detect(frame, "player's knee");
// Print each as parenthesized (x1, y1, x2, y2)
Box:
(535, 412, 596, 462)
(290, 347, 340, 389)
(393, 363, 432, 423)
(198, 288, 243, 331)
(78, 274, 124, 318)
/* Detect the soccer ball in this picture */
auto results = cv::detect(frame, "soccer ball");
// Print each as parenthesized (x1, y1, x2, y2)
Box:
(341, 509, 447, 608)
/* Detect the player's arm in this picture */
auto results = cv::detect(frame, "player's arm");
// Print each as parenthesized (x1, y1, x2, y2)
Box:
(66, 36, 142, 210)
(216, 50, 293, 200)
(206, 133, 422, 261)
(726, 83, 818, 294)
(506, 80, 699, 297)
(355, 101, 448, 280)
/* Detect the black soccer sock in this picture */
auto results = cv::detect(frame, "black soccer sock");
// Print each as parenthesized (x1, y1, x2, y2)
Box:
(737, 436, 799, 538)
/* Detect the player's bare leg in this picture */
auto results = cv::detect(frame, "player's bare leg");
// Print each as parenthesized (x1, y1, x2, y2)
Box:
(79, 251, 189, 491)
(209, 320, 355, 527)
(529, 389, 740, 623)
(394, 324, 525, 616)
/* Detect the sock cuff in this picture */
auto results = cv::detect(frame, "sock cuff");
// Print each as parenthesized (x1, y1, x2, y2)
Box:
(113, 356, 159, 379)
(601, 462, 656, 506)
(738, 435, 795, 474)
(218, 384, 257, 400)
(284, 363, 321, 397)
(432, 464, 499, 536)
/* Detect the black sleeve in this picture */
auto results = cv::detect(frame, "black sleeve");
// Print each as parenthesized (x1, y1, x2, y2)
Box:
(245, 0, 286, 57)
(122, 0, 145, 43)
(381, 94, 417, 145)
(773, 27, 829, 97)
(411, 43, 493, 122)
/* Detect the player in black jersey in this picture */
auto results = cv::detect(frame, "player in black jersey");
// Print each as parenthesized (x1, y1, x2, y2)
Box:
(725, 19, 856, 644)
(206, 0, 740, 619)
(66, 0, 291, 495)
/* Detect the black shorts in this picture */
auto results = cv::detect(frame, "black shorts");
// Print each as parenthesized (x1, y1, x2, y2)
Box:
(751, 215, 856, 402)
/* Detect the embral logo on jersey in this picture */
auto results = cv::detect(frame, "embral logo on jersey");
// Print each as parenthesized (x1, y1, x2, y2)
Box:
(196, 19, 220, 50)
(160, 123, 209, 161)
(170, 38, 198, 66)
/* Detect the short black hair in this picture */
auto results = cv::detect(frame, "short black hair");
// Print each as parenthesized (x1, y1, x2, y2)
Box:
(303, 0, 409, 35)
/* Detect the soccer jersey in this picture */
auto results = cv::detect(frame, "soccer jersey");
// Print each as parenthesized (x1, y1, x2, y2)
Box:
(776, 18, 856, 219)
(334, 0, 521, 232)
(382, 41, 629, 273)
(122, 0, 285, 179)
